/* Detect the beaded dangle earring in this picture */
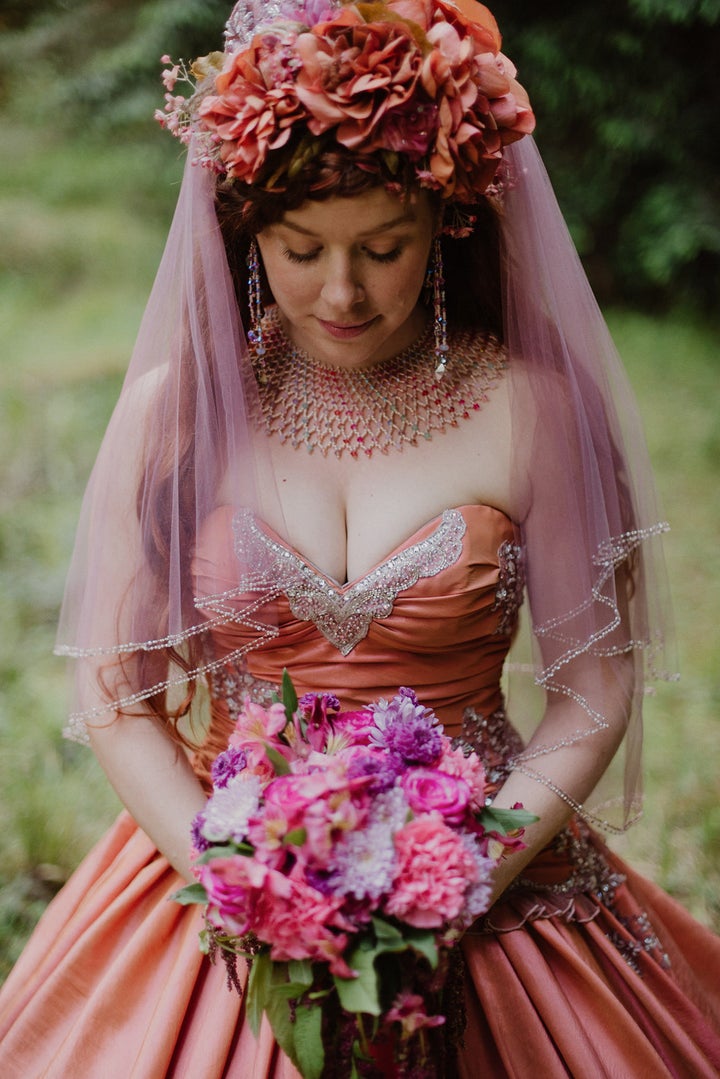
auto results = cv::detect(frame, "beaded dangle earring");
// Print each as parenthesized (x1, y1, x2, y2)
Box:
(246, 238, 267, 383)
(431, 237, 450, 380)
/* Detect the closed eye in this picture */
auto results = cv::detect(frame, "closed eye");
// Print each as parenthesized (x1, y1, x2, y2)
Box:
(282, 247, 320, 264)
(365, 247, 403, 264)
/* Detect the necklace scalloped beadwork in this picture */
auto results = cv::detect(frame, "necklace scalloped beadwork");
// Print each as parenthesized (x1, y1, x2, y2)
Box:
(250, 308, 507, 458)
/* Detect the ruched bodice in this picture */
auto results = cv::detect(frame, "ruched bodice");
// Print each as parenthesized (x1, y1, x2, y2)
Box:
(193, 503, 523, 738)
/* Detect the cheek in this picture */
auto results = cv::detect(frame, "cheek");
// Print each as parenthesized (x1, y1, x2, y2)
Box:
(391, 257, 429, 311)
(263, 261, 316, 310)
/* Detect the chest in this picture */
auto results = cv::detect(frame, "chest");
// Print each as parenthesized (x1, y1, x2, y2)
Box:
(257, 386, 515, 585)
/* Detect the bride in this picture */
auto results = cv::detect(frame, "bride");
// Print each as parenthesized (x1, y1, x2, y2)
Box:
(1, 1, 719, 1075)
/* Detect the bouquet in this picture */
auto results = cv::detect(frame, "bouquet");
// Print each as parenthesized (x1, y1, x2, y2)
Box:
(175, 674, 535, 1077)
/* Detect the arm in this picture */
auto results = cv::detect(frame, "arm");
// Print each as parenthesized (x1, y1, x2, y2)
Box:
(88, 712, 207, 882)
(487, 638, 635, 904)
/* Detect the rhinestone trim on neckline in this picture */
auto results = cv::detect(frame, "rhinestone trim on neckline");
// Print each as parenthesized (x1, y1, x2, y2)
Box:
(232, 508, 467, 654)
(250, 307, 507, 458)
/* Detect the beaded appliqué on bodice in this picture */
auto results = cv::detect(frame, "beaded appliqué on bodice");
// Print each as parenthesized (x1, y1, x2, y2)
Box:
(492, 539, 524, 636)
(232, 508, 467, 655)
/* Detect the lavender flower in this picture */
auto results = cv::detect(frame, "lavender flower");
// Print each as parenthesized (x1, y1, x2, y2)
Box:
(329, 788, 410, 902)
(201, 774, 262, 844)
(347, 752, 404, 793)
(369, 690, 443, 765)
(456, 834, 497, 926)
(211, 746, 248, 789)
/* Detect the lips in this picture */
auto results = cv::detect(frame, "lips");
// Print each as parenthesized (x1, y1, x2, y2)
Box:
(316, 317, 377, 340)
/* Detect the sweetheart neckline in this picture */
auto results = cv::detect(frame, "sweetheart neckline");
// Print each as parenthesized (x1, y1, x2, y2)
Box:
(232, 503, 515, 591)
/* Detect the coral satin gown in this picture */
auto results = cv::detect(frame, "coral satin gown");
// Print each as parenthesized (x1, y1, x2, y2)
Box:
(1, 504, 719, 1077)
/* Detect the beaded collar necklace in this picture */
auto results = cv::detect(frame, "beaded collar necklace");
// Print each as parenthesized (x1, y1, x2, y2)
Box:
(251, 307, 507, 459)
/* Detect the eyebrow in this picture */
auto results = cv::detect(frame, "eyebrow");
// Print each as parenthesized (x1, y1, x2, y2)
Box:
(278, 212, 417, 238)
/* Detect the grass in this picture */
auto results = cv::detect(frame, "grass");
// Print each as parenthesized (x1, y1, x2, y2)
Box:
(1, 119, 718, 981)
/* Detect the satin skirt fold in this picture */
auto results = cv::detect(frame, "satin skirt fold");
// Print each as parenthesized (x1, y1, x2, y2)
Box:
(1, 811, 719, 1078)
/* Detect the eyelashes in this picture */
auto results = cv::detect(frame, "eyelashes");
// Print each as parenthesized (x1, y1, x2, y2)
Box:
(282, 248, 318, 264)
(281, 246, 404, 265)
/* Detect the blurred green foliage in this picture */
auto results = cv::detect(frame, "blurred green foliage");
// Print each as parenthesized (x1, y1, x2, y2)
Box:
(2, 3, 716, 308)
(493, 0, 720, 309)
(2, 0, 718, 309)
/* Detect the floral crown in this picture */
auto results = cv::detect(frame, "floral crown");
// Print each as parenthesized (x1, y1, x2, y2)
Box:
(156, 0, 535, 204)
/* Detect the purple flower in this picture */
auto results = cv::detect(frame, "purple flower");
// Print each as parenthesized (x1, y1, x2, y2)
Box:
(456, 834, 497, 926)
(380, 101, 439, 159)
(369, 690, 443, 765)
(328, 787, 409, 903)
(347, 751, 404, 793)
(211, 746, 248, 789)
(191, 811, 211, 853)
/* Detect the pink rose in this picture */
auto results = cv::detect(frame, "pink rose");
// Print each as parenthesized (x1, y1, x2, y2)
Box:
(385, 814, 477, 927)
(378, 100, 438, 158)
(333, 708, 376, 744)
(199, 855, 288, 936)
(401, 767, 471, 824)
(199, 39, 308, 183)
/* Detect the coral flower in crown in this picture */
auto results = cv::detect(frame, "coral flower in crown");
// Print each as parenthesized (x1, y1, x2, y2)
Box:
(157, 0, 535, 202)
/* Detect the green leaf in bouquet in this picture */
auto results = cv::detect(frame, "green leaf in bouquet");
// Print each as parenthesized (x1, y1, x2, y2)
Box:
(266, 965, 303, 1065)
(293, 1001, 325, 1079)
(170, 882, 208, 906)
(370, 916, 409, 953)
(283, 827, 308, 847)
(289, 959, 314, 988)
(334, 942, 382, 1016)
(247, 953, 273, 1037)
(370, 916, 438, 967)
(194, 842, 254, 864)
(264, 742, 292, 776)
(198, 927, 212, 955)
(403, 927, 439, 969)
(479, 806, 539, 835)
(281, 667, 299, 725)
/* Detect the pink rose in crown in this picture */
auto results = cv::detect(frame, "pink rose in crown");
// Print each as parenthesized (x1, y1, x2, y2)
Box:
(379, 100, 439, 158)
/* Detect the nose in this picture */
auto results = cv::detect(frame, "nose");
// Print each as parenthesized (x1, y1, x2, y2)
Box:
(320, 254, 365, 312)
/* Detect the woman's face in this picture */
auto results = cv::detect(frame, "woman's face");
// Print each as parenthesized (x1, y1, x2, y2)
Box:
(256, 186, 436, 370)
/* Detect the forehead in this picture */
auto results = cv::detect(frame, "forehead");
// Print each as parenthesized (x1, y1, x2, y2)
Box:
(275, 187, 435, 238)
